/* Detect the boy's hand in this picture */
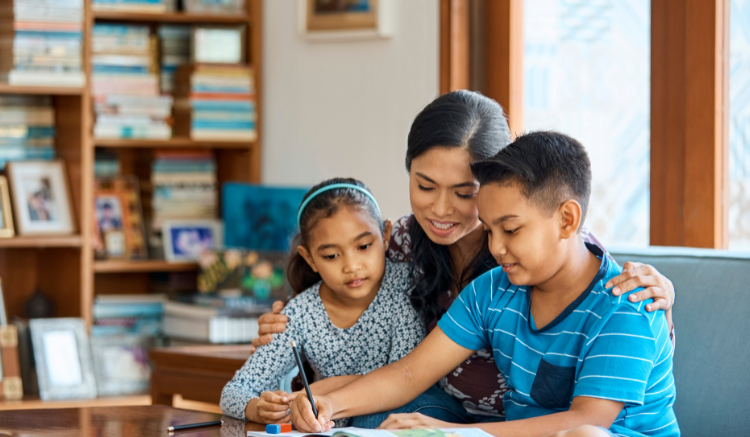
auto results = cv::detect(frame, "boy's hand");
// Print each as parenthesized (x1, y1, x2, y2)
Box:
(250, 301, 289, 352)
(248, 390, 299, 423)
(290, 393, 335, 432)
(378, 413, 454, 429)
(606, 262, 675, 312)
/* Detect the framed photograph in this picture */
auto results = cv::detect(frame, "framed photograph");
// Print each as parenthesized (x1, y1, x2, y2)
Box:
(298, 0, 395, 40)
(94, 176, 148, 260)
(192, 25, 246, 64)
(0, 177, 14, 238)
(90, 335, 152, 397)
(6, 161, 75, 236)
(163, 219, 223, 262)
(0, 324, 23, 400)
(29, 318, 97, 400)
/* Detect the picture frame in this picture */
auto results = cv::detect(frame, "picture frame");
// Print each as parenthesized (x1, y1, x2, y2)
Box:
(0, 176, 14, 238)
(90, 335, 152, 397)
(94, 176, 148, 260)
(6, 161, 75, 236)
(191, 25, 247, 64)
(29, 318, 97, 400)
(0, 324, 24, 401)
(163, 219, 223, 262)
(298, 0, 395, 41)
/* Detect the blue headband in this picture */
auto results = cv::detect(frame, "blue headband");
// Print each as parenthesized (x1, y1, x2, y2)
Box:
(297, 183, 381, 228)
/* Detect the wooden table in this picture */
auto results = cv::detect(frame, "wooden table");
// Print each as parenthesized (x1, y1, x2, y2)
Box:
(0, 405, 265, 436)
(149, 345, 253, 407)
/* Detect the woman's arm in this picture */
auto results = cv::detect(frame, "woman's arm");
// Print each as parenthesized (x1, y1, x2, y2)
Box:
(290, 328, 474, 432)
(251, 300, 289, 351)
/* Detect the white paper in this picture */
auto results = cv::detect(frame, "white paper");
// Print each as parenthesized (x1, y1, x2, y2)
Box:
(43, 330, 83, 387)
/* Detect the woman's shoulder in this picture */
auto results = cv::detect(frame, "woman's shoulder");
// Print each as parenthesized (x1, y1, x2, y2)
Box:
(387, 214, 413, 262)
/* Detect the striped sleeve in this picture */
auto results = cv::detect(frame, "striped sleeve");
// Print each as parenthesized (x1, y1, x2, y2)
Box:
(574, 309, 658, 405)
(436, 272, 490, 351)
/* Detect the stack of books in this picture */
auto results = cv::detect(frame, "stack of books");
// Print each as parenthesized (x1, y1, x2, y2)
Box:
(92, 294, 166, 337)
(158, 25, 190, 94)
(164, 299, 262, 344)
(92, 24, 172, 139)
(0, 0, 85, 86)
(91, 0, 166, 13)
(174, 64, 256, 141)
(0, 95, 55, 170)
(151, 149, 217, 231)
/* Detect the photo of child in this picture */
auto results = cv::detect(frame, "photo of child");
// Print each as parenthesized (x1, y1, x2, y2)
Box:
(95, 196, 123, 233)
(22, 177, 56, 222)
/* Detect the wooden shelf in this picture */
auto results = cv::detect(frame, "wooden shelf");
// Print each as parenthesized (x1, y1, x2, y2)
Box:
(0, 395, 151, 411)
(0, 83, 83, 95)
(0, 235, 83, 248)
(94, 259, 200, 273)
(93, 10, 251, 24)
(94, 137, 255, 149)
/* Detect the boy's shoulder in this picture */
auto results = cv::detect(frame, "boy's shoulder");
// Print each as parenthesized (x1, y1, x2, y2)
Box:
(592, 258, 656, 321)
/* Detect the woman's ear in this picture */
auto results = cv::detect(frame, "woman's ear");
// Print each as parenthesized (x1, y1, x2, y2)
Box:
(297, 245, 318, 273)
(382, 219, 393, 250)
(558, 199, 582, 239)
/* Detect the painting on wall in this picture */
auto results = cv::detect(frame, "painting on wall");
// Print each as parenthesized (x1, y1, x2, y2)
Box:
(299, 0, 394, 40)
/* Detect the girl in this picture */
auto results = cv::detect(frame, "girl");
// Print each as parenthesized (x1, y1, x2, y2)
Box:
(252, 91, 676, 426)
(220, 178, 426, 424)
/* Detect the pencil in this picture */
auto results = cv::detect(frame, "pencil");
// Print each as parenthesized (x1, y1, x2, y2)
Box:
(167, 420, 222, 432)
(290, 340, 318, 419)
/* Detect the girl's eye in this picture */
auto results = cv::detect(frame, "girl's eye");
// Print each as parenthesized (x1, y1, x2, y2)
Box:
(323, 254, 339, 260)
(504, 228, 519, 235)
(417, 184, 434, 192)
(456, 192, 476, 200)
(359, 243, 372, 250)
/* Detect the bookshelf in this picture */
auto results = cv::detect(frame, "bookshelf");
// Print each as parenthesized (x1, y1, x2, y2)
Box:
(0, 0, 263, 331)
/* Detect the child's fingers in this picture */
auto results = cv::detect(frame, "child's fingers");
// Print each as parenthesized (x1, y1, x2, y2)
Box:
(260, 409, 292, 422)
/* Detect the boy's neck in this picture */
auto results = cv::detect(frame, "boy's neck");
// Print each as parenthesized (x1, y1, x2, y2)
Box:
(530, 236, 601, 329)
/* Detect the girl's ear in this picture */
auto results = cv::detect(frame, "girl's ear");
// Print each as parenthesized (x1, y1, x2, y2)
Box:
(382, 219, 393, 250)
(558, 199, 582, 239)
(297, 245, 318, 273)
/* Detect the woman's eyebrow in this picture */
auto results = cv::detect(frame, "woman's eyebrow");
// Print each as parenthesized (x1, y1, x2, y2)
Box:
(415, 172, 478, 188)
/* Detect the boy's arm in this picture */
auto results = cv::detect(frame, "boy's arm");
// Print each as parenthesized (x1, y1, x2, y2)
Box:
(309, 375, 362, 395)
(291, 327, 475, 432)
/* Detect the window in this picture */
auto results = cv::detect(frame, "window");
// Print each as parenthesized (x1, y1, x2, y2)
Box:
(524, 0, 651, 246)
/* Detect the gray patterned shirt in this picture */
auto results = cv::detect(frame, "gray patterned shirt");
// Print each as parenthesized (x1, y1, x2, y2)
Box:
(220, 260, 426, 420)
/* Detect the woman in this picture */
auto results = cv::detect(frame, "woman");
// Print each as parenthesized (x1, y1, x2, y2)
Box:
(252, 90, 675, 425)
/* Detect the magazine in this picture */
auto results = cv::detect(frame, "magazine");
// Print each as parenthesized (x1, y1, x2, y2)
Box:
(248, 427, 494, 437)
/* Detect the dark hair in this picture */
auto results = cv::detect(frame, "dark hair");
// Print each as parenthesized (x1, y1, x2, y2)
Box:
(405, 90, 511, 323)
(471, 131, 592, 229)
(287, 177, 382, 295)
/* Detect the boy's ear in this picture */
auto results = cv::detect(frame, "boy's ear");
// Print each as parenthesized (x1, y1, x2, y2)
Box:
(558, 199, 582, 239)
(297, 245, 318, 273)
(382, 219, 393, 250)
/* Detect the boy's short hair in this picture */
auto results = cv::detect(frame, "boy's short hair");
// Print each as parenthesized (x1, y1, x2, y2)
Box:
(470, 131, 592, 230)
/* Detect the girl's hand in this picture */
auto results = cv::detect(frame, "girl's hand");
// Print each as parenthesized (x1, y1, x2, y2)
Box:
(290, 393, 335, 432)
(606, 262, 675, 312)
(378, 413, 454, 429)
(248, 390, 299, 424)
(250, 301, 289, 353)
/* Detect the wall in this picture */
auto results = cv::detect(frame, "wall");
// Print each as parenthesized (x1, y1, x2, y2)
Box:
(262, 0, 440, 219)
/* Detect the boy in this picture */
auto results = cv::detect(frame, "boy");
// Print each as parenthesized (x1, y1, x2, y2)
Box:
(290, 131, 678, 437)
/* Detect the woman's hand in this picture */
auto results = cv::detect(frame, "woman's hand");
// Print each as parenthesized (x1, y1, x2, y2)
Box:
(290, 393, 335, 432)
(378, 413, 454, 429)
(250, 301, 289, 353)
(247, 390, 299, 424)
(606, 262, 675, 312)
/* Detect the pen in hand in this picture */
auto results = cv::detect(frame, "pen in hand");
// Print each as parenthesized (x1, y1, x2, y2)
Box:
(290, 340, 319, 419)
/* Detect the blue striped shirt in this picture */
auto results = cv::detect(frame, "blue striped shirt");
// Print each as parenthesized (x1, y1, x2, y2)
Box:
(438, 244, 679, 437)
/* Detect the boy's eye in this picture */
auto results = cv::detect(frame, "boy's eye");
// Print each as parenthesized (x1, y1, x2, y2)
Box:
(358, 243, 372, 250)
(417, 184, 433, 192)
(456, 192, 476, 200)
(322, 254, 339, 260)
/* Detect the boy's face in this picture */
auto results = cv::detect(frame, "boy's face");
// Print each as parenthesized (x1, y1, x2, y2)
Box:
(477, 182, 566, 286)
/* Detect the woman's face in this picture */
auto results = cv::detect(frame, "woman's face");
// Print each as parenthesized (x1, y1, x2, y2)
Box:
(409, 147, 482, 246)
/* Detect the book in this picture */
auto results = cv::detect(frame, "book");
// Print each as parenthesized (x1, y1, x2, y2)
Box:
(247, 428, 494, 437)
(163, 313, 259, 344)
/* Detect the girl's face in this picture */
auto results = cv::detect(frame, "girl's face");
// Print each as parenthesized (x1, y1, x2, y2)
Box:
(298, 207, 392, 303)
(409, 147, 482, 247)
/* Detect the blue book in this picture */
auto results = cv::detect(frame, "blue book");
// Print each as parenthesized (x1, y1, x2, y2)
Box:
(93, 65, 150, 74)
(0, 126, 55, 139)
(192, 120, 255, 130)
(93, 302, 164, 319)
(191, 100, 255, 112)
(192, 85, 252, 94)
(93, 24, 150, 35)
(15, 31, 82, 39)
